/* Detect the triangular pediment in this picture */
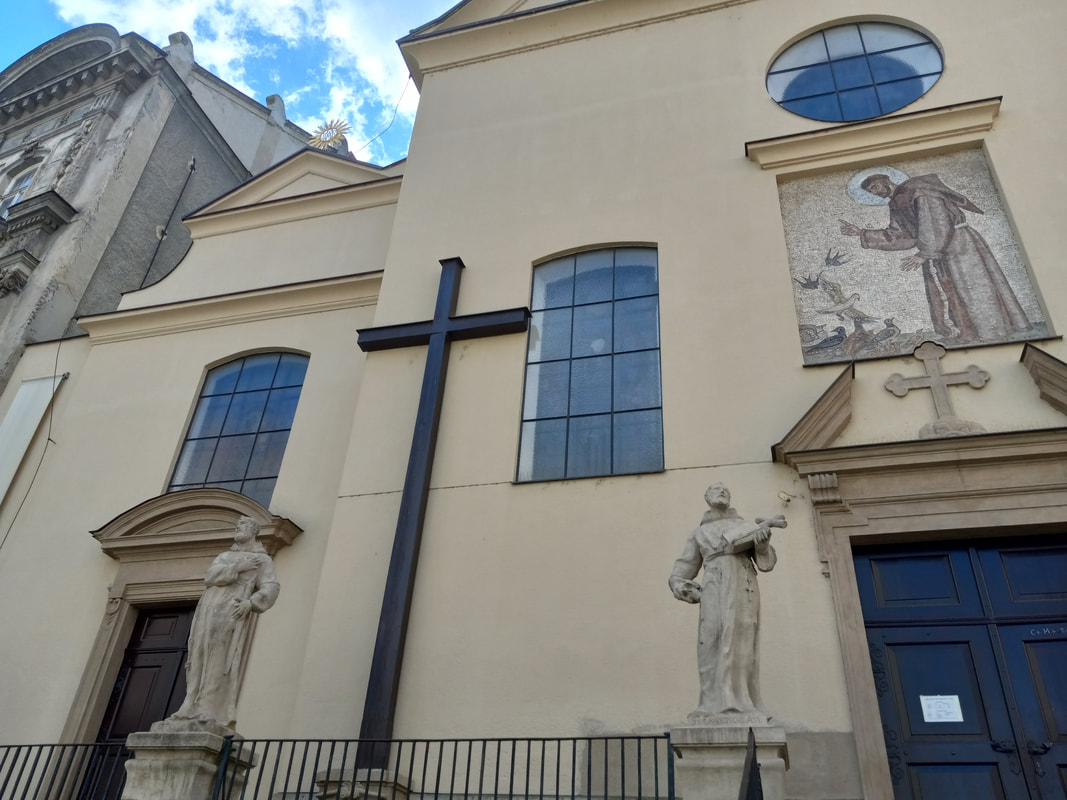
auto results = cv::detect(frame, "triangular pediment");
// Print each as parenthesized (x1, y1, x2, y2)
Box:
(194, 148, 402, 215)
(772, 365, 854, 463)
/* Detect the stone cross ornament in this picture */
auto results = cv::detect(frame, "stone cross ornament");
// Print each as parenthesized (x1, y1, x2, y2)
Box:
(885, 341, 990, 438)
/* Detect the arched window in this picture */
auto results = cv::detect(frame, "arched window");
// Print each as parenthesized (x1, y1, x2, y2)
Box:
(0, 165, 38, 219)
(518, 246, 663, 481)
(168, 352, 309, 507)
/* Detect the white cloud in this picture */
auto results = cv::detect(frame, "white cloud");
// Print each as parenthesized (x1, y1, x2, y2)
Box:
(47, 0, 454, 161)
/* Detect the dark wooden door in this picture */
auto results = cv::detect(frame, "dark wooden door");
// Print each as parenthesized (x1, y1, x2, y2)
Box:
(83, 606, 193, 800)
(855, 537, 1067, 800)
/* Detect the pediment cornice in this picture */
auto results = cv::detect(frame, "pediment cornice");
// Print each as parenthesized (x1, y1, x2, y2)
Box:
(91, 487, 302, 562)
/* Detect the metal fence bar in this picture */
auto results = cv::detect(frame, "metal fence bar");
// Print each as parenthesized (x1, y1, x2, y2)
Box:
(0, 736, 674, 800)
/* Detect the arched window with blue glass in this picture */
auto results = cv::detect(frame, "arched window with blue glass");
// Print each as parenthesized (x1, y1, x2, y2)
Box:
(518, 247, 663, 482)
(168, 352, 309, 507)
(767, 22, 943, 123)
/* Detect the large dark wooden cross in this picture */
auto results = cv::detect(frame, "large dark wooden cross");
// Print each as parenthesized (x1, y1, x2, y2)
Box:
(355, 257, 529, 758)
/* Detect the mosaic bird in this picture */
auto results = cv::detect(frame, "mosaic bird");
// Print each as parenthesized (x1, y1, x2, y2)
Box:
(870, 318, 900, 344)
(794, 271, 824, 290)
(798, 323, 827, 345)
(824, 249, 849, 267)
(814, 275, 879, 329)
(803, 326, 847, 353)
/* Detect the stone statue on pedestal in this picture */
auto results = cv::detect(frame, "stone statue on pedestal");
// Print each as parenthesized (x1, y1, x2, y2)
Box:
(669, 483, 786, 720)
(156, 515, 280, 732)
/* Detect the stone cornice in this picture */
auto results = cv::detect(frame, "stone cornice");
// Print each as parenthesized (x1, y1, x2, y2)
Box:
(0, 50, 149, 126)
(184, 176, 402, 238)
(92, 487, 302, 562)
(745, 98, 1001, 176)
(80, 272, 382, 343)
(399, 0, 757, 87)
(1021, 343, 1067, 417)
(781, 426, 1067, 479)
(771, 364, 852, 463)
(3, 190, 76, 235)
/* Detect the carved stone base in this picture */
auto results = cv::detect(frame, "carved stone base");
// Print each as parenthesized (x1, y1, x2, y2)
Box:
(918, 415, 986, 439)
(314, 767, 410, 800)
(123, 730, 257, 800)
(670, 723, 788, 800)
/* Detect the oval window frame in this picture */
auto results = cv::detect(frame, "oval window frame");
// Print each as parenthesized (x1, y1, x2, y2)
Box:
(767, 21, 943, 123)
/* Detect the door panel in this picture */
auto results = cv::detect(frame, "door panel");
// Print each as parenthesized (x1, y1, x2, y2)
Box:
(856, 536, 1067, 800)
(87, 606, 193, 800)
(868, 625, 1029, 799)
(999, 623, 1067, 799)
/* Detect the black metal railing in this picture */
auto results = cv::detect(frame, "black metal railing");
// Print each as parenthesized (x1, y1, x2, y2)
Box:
(213, 736, 676, 800)
(0, 743, 127, 800)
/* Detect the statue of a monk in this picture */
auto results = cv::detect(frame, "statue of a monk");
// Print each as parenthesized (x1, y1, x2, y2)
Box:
(669, 483, 785, 718)
(163, 515, 279, 731)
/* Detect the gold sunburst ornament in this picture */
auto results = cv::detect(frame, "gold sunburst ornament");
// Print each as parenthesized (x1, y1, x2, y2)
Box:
(308, 119, 351, 149)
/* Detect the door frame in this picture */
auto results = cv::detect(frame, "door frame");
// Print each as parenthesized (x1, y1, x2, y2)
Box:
(780, 427, 1067, 800)
(59, 488, 301, 744)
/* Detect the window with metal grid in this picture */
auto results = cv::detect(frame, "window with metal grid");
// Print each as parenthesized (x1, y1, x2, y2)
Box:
(518, 247, 663, 481)
(168, 352, 308, 507)
(767, 22, 943, 123)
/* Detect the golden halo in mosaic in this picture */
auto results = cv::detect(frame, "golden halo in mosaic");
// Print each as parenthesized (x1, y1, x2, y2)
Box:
(308, 119, 350, 149)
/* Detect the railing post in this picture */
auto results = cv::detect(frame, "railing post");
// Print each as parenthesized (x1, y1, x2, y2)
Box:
(664, 733, 676, 800)
(211, 735, 235, 800)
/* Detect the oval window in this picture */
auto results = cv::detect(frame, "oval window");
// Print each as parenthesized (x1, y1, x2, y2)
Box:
(767, 22, 943, 122)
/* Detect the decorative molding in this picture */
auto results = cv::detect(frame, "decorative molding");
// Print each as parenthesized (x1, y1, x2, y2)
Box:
(771, 364, 852, 462)
(79, 272, 382, 344)
(1020, 343, 1067, 417)
(185, 175, 402, 239)
(400, 0, 759, 87)
(195, 149, 400, 217)
(3, 190, 76, 235)
(62, 488, 302, 744)
(745, 98, 1001, 176)
(807, 473, 841, 505)
(0, 51, 147, 125)
(92, 487, 303, 560)
(779, 425, 1067, 800)
(0, 250, 39, 296)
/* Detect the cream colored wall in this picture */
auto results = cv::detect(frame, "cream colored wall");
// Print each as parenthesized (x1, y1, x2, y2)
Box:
(0, 298, 371, 743)
(295, 0, 1067, 754)
(123, 202, 397, 308)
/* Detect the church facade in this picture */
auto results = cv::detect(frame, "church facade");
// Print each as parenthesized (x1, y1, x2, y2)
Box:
(0, 2, 1065, 800)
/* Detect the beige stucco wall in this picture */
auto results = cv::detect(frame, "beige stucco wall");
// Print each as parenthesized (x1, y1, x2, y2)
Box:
(292, 1, 1067, 795)
(0, 4, 1065, 800)
(0, 293, 371, 742)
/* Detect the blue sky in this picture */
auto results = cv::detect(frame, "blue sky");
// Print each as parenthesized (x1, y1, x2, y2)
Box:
(0, 0, 459, 165)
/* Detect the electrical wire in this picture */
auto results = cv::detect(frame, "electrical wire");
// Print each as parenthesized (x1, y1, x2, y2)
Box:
(353, 76, 413, 158)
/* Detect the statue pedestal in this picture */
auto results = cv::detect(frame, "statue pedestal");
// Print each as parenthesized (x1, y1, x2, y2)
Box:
(122, 728, 257, 800)
(670, 721, 788, 800)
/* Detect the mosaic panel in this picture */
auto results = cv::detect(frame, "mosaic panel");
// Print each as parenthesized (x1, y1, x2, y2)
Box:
(778, 149, 1050, 365)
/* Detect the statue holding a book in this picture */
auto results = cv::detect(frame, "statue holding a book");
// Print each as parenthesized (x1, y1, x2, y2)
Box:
(669, 483, 786, 719)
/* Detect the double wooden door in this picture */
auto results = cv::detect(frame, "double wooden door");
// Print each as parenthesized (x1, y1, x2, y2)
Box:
(84, 606, 193, 799)
(855, 537, 1067, 799)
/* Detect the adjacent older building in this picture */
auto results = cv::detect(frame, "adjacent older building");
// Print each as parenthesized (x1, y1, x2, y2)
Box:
(0, 3, 1065, 800)
(0, 24, 310, 390)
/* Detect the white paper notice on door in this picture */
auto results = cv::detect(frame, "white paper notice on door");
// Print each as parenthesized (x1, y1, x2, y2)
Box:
(920, 695, 964, 723)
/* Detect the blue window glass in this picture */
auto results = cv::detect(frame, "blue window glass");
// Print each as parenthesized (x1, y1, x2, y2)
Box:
(767, 22, 942, 122)
(168, 353, 309, 507)
(518, 247, 663, 481)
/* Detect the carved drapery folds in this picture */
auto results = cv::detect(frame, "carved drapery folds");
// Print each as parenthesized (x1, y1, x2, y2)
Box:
(61, 488, 301, 743)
